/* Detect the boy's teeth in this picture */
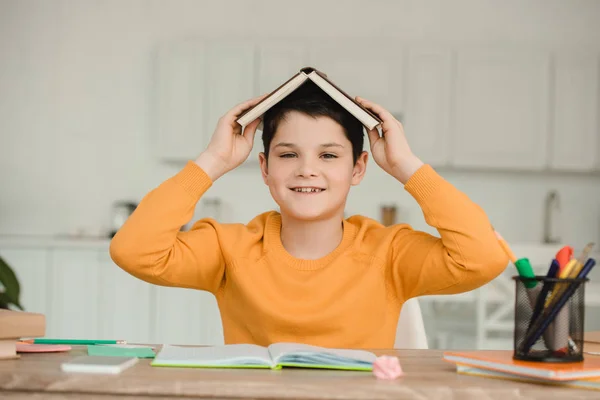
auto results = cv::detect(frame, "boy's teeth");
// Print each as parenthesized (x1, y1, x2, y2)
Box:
(294, 188, 322, 193)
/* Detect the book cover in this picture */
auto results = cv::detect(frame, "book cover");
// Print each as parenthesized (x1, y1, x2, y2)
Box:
(237, 66, 382, 130)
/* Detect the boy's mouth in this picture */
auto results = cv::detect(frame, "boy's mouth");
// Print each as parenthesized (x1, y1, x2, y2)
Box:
(290, 187, 326, 193)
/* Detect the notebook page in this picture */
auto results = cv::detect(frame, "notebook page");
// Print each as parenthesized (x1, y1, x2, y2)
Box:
(268, 343, 377, 365)
(153, 344, 271, 366)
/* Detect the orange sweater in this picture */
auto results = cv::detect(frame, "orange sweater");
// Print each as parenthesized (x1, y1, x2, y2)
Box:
(110, 161, 508, 349)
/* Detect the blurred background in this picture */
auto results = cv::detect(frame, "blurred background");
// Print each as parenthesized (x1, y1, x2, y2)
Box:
(1, 0, 599, 349)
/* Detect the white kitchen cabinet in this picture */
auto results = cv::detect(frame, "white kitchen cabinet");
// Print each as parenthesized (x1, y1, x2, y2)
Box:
(155, 40, 257, 162)
(0, 248, 48, 315)
(307, 42, 405, 119)
(153, 286, 223, 345)
(205, 41, 258, 144)
(549, 54, 599, 171)
(1, 241, 227, 345)
(155, 40, 206, 162)
(97, 251, 154, 343)
(404, 49, 453, 167)
(48, 249, 101, 339)
(451, 50, 551, 170)
(153, 38, 600, 175)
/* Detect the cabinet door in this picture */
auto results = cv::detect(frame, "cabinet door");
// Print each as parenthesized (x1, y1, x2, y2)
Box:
(155, 41, 205, 161)
(308, 43, 405, 118)
(452, 50, 551, 169)
(550, 54, 599, 171)
(258, 42, 308, 94)
(0, 248, 48, 315)
(404, 49, 453, 166)
(97, 251, 154, 343)
(205, 41, 257, 161)
(154, 286, 224, 345)
(48, 249, 100, 338)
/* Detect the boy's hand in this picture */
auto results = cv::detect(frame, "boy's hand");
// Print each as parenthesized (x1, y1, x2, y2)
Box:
(195, 94, 266, 181)
(356, 96, 424, 184)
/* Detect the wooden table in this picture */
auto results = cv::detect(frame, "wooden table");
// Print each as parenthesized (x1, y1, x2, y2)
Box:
(0, 346, 595, 399)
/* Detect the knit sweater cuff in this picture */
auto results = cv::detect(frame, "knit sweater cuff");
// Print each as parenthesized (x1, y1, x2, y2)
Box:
(403, 164, 444, 204)
(173, 161, 213, 200)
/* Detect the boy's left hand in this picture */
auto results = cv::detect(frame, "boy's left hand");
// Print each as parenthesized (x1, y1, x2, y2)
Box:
(356, 97, 424, 184)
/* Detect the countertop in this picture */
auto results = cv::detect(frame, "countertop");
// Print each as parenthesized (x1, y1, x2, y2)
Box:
(0, 234, 112, 249)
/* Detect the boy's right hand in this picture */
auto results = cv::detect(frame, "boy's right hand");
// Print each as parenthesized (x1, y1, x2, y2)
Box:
(195, 94, 266, 181)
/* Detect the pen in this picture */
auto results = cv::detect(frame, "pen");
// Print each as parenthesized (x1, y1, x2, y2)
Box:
(577, 243, 596, 265)
(527, 259, 559, 333)
(544, 244, 595, 307)
(542, 258, 574, 352)
(520, 258, 596, 354)
(21, 339, 127, 345)
(539, 251, 589, 352)
(514, 257, 558, 349)
(543, 259, 579, 309)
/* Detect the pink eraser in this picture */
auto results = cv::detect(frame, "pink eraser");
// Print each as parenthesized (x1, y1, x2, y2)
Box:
(373, 355, 404, 380)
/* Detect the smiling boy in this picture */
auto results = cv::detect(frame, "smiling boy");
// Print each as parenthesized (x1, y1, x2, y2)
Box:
(110, 81, 508, 349)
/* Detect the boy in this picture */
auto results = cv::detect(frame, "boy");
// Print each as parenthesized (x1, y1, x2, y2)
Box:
(110, 81, 508, 349)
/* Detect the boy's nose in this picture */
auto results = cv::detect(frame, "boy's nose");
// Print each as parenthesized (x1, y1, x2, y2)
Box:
(296, 159, 319, 177)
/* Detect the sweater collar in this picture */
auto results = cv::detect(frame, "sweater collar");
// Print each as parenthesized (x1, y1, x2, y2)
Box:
(264, 212, 356, 270)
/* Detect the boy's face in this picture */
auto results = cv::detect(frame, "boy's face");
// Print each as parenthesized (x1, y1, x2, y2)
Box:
(259, 111, 367, 221)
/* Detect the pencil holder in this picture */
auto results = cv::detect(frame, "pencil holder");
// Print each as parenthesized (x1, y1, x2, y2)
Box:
(513, 275, 588, 363)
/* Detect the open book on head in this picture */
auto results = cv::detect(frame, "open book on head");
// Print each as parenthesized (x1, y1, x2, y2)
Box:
(236, 66, 383, 131)
(151, 343, 377, 371)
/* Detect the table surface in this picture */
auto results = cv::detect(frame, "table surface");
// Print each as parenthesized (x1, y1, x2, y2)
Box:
(0, 346, 596, 400)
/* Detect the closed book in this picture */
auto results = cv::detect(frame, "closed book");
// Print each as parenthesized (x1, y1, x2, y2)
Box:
(443, 350, 600, 381)
(455, 364, 600, 392)
(0, 309, 45, 360)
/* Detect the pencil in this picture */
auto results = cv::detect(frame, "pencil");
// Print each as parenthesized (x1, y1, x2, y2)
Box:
(21, 339, 127, 345)
(494, 230, 517, 264)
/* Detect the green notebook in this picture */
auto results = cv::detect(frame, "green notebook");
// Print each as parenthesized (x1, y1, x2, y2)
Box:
(151, 343, 376, 371)
(87, 344, 156, 359)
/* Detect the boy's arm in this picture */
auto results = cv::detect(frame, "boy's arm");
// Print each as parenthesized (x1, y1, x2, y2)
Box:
(354, 96, 508, 300)
(388, 164, 509, 300)
(109, 162, 226, 293)
(110, 94, 265, 293)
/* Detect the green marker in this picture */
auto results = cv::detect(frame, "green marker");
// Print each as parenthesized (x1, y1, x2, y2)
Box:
(515, 258, 537, 289)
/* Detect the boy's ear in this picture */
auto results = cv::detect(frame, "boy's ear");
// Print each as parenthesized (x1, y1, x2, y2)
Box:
(259, 152, 269, 185)
(351, 151, 369, 185)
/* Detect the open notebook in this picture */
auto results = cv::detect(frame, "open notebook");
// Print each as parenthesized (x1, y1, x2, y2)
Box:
(151, 343, 377, 371)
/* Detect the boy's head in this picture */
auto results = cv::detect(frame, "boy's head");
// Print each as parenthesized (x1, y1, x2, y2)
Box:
(261, 81, 365, 164)
(258, 81, 369, 222)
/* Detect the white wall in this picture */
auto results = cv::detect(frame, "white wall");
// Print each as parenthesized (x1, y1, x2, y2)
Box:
(1, 0, 600, 247)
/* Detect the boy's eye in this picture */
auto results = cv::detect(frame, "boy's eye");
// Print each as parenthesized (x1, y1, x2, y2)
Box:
(321, 153, 337, 159)
(280, 153, 296, 158)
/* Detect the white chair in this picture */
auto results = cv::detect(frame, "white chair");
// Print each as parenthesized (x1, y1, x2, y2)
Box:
(394, 297, 429, 349)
